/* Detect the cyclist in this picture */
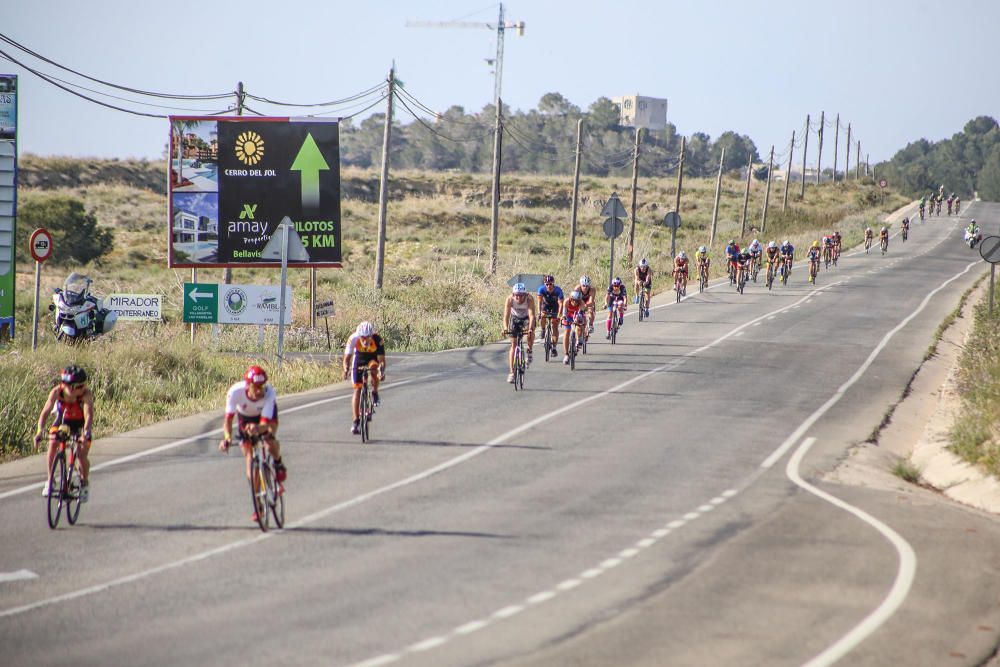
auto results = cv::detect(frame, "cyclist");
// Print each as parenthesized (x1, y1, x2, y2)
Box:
(634, 259, 653, 316)
(947, 193, 954, 215)
(725, 239, 741, 283)
(502, 283, 536, 383)
(695, 245, 711, 284)
(575, 275, 598, 334)
(822, 235, 835, 265)
(219, 365, 287, 507)
(864, 227, 874, 251)
(764, 241, 781, 277)
(561, 290, 588, 364)
(807, 241, 821, 282)
(673, 251, 689, 294)
(536, 275, 564, 353)
(342, 321, 387, 433)
(779, 239, 795, 279)
(746, 238, 763, 276)
(901, 216, 910, 239)
(832, 230, 842, 261)
(35, 365, 94, 500)
(879, 226, 890, 251)
(955, 195, 961, 214)
(605, 277, 628, 338)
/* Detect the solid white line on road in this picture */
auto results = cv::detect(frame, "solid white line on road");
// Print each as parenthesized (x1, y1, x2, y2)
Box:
(787, 438, 917, 667)
(0, 373, 443, 501)
(0, 570, 38, 583)
(761, 258, 980, 469)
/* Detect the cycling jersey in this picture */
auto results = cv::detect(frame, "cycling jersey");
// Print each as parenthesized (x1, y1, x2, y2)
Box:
(577, 285, 595, 304)
(725, 244, 740, 260)
(780, 244, 795, 258)
(225, 381, 278, 422)
(562, 300, 585, 327)
(765, 248, 780, 262)
(53, 396, 85, 433)
(607, 286, 628, 302)
(695, 251, 709, 265)
(674, 258, 689, 274)
(808, 248, 820, 261)
(747, 242, 762, 255)
(635, 266, 651, 284)
(537, 285, 564, 315)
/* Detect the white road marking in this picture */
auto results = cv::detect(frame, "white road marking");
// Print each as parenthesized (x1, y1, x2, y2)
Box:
(0, 570, 38, 583)
(492, 605, 524, 619)
(710, 496, 727, 505)
(454, 620, 489, 635)
(788, 438, 917, 667)
(580, 568, 603, 579)
(667, 519, 687, 529)
(352, 655, 401, 667)
(651, 528, 671, 538)
(683, 512, 700, 521)
(697, 504, 715, 513)
(409, 636, 448, 652)
(556, 579, 581, 591)
(526, 591, 556, 605)
(600, 558, 622, 569)
(722, 489, 739, 498)
(636, 538, 656, 548)
(619, 548, 640, 559)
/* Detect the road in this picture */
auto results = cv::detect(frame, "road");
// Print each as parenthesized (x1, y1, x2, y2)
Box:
(2, 203, 1000, 667)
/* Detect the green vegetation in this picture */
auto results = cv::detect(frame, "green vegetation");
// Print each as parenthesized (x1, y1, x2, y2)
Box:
(950, 287, 1000, 477)
(876, 115, 1000, 199)
(15, 193, 114, 265)
(892, 459, 922, 485)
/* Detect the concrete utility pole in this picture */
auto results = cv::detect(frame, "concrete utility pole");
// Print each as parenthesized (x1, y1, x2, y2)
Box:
(225, 82, 244, 289)
(832, 113, 840, 183)
(709, 146, 725, 246)
(815, 110, 824, 184)
(782, 130, 795, 211)
(845, 123, 852, 181)
(740, 153, 753, 237)
(761, 145, 774, 233)
(799, 114, 810, 199)
(374, 66, 395, 290)
(627, 127, 642, 263)
(568, 118, 583, 265)
(489, 99, 502, 274)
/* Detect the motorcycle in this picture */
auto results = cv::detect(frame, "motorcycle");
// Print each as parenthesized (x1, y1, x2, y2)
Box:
(49, 273, 118, 342)
(964, 228, 982, 249)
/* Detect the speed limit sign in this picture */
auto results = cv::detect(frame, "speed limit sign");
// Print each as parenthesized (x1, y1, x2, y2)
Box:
(878, 179, 888, 189)
(29, 228, 53, 263)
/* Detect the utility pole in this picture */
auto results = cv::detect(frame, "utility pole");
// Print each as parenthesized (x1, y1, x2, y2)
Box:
(866, 153, 870, 179)
(845, 123, 852, 181)
(761, 145, 774, 233)
(225, 81, 244, 289)
(782, 130, 795, 211)
(832, 113, 840, 183)
(856, 140, 861, 180)
(568, 118, 583, 265)
(673, 137, 686, 253)
(815, 110, 824, 184)
(740, 153, 753, 237)
(709, 147, 725, 247)
(374, 66, 395, 290)
(489, 99, 502, 274)
(799, 114, 810, 199)
(627, 127, 642, 263)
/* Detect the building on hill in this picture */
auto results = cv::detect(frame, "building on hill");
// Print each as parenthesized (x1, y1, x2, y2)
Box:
(612, 94, 668, 130)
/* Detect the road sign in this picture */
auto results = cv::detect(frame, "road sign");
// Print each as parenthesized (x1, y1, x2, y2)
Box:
(878, 179, 888, 188)
(183, 283, 218, 323)
(260, 216, 310, 262)
(29, 228, 52, 263)
(314, 299, 335, 318)
(980, 236, 1000, 263)
(601, 192, 628, 220)
(106, 294, 162, 321)
(662, 211, 682, 230)
(603, 217, 624, 239)
(507, 273, 547, 293)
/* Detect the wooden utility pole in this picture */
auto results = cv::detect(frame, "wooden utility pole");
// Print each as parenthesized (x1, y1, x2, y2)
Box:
(374, 66, 395, 290)
(856, 140, 861, 180)
(627, 127, 642, 263)
(761, 145, 774, 233)
(866, 153, 871, 179)
(568, 118, 583, 265)
(782, 130, 795, 211)
(815, 111, 824, 184)
(845, 123, 852, 181)
(799, 114, 810, 199)
(489, 98, 503, 274)
(740, 153, 752, 237)
(709, 147, 725, 247)
(225, 82, 244, 289)
(669, 137, 686, 259)
(832, 113, 840, 183)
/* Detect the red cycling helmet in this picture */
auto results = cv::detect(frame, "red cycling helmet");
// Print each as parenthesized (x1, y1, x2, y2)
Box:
(244, 365, 268, 387)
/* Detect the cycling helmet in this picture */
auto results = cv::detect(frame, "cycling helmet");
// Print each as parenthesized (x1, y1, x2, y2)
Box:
(60, 365, 87, 385)
(580, 275, 591, 287)
(244, 365, 268, 387)
(512, 283, 527, 295)
(971, 219, 976, 224)
(866, 227, 872, 232)
(570, 290, 582, 300)
(698, 245, 707, 253)
(768, 241, 777, 249)
(783, 239, 790, 246)
(356, 321, 375, 337)
(752, 238, 759, 246)
(881, 226, 888, 231)
(543, 274, 554, 285)
(612, 277, 622, 286)
(639, 258, 648, 267)
(812, 241, 820, 248)
(728, 239, 736, 245)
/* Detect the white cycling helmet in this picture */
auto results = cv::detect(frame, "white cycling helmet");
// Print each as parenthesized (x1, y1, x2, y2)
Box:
(698, 245, 706, 253)
(512, 283, 527, 295)
(678, 251, 687, 259)
(752, 238, 759, 246)
(639, 258, 648, 267)
(356, 321, 375, 337)
(768, 241, 777, 249)
(570, 290, 582, 300)
(782, 239, 790, 246)
(580, 275, 591, 287)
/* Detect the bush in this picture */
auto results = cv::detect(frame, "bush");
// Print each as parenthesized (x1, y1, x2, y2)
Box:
(16, 193, 114, 265)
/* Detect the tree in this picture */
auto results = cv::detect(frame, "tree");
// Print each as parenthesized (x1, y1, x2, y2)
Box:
(538, 92, 579, 116)
(587, 97, 620, 131)
(15, 194, 114, 266)
(977, 144, 1000, 201)
(711, 131, 759, 172)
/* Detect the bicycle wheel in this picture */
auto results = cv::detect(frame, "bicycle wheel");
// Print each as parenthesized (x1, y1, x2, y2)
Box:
(517, 353, 525, 390)
(269, 460, 285, 529)
(675, 283, 681, 303)
(66, 458, 83, 526)
(638, 300, 645, 321)
(569, 331, 577, 370)
(581, 329, 588, 355)
(543, 324, 552, 362)
(610, 318, 617, 344)
(512, 344, 522, 392)
(360, 388, 371, 442)
(249, 456, 268, 531)
(46, 452, 66, 529)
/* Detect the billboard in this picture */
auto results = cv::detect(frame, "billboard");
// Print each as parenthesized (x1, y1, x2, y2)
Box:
(168, 116, 341, 268)
(0, 74, 16, 337)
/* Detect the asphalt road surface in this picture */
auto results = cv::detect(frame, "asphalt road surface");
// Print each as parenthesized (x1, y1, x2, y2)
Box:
(2, 203, 1000, 667)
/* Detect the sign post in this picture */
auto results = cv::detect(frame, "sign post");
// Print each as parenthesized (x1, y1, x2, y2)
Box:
(29, 227, 52, 351)
(601, 193, 628, 289)
(276, 222, 290, 368)
(979, 235, 1000, 317)
(662, 211, 682, 260)
(314, 299, 335, 350)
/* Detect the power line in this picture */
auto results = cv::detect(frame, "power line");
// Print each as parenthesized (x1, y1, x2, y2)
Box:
(394, 90, 492, 143)
(244, 81, 387, 108)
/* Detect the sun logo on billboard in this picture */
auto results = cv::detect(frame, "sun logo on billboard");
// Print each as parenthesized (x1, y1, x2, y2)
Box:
(235, 131, 264, 165)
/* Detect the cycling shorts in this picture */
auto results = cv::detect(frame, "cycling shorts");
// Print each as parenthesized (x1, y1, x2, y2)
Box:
(508, 316, 529, 337)
(562, 312, 586, 329)
(351, 359, 380, 389)
(237, 406, 279, 435)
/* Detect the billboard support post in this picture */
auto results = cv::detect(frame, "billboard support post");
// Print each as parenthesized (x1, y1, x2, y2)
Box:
(276, 222, 290, 369)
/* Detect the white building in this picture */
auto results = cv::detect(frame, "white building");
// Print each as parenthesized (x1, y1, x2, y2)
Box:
(612, 94, 668, 130)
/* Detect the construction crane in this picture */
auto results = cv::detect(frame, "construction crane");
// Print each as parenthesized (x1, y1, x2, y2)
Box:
(406, 3, 525, 108)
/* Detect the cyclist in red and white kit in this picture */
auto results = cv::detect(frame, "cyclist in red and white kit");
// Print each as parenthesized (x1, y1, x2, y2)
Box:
(219, 366, 286, 495)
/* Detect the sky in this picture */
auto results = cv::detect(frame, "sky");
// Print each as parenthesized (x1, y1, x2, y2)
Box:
(3, 0, 999, 165)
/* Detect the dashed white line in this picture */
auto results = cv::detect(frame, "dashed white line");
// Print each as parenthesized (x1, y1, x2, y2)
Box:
(600, 557, 623, 569)
(698, 504, 715, 513)
(683, 512, 700, 521)
(409, 636, 448, 652)
(454, 620, 489, 635)
(722, 489, 739, 498)
(618, 548, 640, 559)
(526, 591, 556, 605)
(710, 496, 727, 505)
(651, 528, 671, 538)
(556, 579, 582, 591)
(580, 568, 603, 579)
(492, 605, 524, 619)
(636, 538, 656, 548)
(667, 519, 687, 529)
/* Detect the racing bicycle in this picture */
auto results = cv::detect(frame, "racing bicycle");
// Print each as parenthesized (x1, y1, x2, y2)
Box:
(46, 425, 85, 529)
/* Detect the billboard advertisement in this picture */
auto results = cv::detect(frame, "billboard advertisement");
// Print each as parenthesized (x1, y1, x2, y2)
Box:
(0, 74, 16, 337)
(168, 116, 341, 269)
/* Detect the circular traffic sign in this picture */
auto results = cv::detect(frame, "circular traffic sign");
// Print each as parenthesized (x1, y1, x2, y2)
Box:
(879, 179, 888, 188)
(603, 217, 624, 239)
(29, 228, 53, 263)
(662, 211, 682, 230)
(979, 235, 1000, 263)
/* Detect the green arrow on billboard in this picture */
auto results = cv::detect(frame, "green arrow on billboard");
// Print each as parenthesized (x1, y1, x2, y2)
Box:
(290, 132, 330, 209)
